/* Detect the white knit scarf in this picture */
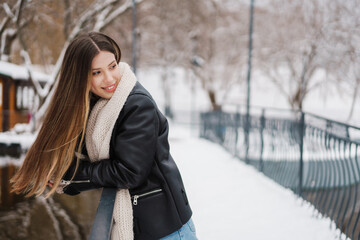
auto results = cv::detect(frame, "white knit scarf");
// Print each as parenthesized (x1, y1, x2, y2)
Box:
(86, 62, 136, 240)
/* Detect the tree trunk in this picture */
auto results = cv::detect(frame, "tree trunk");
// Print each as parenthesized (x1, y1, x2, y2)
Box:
(208, 89, 221, 111)
(347, 81, 359, 122)
(1, 31, 17, 62)
(161, 67, 173, 119)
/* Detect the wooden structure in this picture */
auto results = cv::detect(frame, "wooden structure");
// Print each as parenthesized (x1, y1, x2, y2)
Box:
(0, 61, 49, 209)
(0, 61, 49, 132)
(0, 165, 21, 209)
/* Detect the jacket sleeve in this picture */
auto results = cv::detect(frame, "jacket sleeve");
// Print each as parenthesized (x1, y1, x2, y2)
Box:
(80, 93, 159, 189)
(62, 159, 100, 195)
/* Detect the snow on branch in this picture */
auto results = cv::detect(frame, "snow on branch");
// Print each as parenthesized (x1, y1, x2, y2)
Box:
(96, 0, 145, 31)
(2, 0, 24, 24)
(94, 5, 113, 32)
(20, 50, 49, 98)
(3, 3, 16, 21)
(0, 16, 11, 35)
(67, 0, 118, 42)
(14, 0, 25, 25)
(0, 0, 28, 61)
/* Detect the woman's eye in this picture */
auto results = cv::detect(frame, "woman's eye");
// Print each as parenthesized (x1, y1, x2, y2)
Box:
(110, 64, 117, 70)
(92, 71, 101, 76)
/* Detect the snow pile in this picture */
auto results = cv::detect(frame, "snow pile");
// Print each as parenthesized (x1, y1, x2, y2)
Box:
(0, 61, 50, 82)
(0, 124, 36, 167)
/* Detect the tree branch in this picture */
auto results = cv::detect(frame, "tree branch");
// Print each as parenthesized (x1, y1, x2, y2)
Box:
(15, 0, 25, 26)
(3, 3, 16, 20)
(21, 50, 48, 98)
(98, 0, 146, 32)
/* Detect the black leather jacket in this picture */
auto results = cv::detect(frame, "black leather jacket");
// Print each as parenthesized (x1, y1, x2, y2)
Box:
(63, 82, 192, 239)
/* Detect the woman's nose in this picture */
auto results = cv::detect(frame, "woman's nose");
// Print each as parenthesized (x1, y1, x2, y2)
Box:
(103, 70, 113, 84)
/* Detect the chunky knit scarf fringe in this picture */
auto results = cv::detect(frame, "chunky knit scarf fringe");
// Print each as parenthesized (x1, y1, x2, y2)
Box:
(86, 62, 136, 240)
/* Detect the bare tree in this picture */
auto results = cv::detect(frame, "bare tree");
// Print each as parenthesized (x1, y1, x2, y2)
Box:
(164, 0, 249, 111)
(191, 1, 248, 110)
(256, 0, 330, 110)
(134, 0, 192, 116)
(322, 0, 360, 122)
(0, 0, 32, 62)
(135, 0, 249, 112)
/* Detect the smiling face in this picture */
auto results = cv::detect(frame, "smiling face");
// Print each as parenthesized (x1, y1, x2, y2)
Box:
(90, 51, 121, 99)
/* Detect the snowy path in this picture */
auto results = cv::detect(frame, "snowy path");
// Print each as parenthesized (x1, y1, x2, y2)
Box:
(169, 124, 339, 240)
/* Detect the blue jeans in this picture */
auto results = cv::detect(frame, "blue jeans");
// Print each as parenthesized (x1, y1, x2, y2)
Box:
(159, 218, 198, 240)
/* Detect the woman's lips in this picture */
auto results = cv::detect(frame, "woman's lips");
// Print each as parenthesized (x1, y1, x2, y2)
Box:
(103, 84, 116, 93)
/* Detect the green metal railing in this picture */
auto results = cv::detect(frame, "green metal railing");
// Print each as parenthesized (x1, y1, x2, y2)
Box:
(89, 188, 117, 240)
(200, 106, 360, 239)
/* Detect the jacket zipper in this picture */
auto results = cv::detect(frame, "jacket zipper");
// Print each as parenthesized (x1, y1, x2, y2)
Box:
(132, 189, 162, 206)
(60, 179, 90, 185)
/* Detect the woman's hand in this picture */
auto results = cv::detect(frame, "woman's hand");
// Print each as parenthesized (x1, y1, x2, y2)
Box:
(47, 179, 71, 194)
(47, 180, 54, 188)
(60, 159, 101, 195)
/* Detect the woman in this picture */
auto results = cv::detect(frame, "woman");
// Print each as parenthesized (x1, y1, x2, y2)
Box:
(11, 32, 197, 240)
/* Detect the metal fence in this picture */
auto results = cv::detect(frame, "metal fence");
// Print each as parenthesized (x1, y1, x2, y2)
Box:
(200, 106, 360, 240)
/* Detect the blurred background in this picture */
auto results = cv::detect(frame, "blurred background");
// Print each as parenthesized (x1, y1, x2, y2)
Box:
(1, 0, 359, 124)
(0, 0, 359, 239)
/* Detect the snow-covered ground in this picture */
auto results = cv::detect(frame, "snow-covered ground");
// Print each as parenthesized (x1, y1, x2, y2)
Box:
(169, 123, 339, 240)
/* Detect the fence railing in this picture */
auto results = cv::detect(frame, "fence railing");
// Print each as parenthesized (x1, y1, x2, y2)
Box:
(200, 106, 360, 240)
(89, 188, 117, 240)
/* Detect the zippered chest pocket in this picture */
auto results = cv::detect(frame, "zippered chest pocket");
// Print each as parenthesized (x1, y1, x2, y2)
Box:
(131, 189, 163, 206)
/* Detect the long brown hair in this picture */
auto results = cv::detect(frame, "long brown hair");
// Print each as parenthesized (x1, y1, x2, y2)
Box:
(11, 32, 121, 198)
